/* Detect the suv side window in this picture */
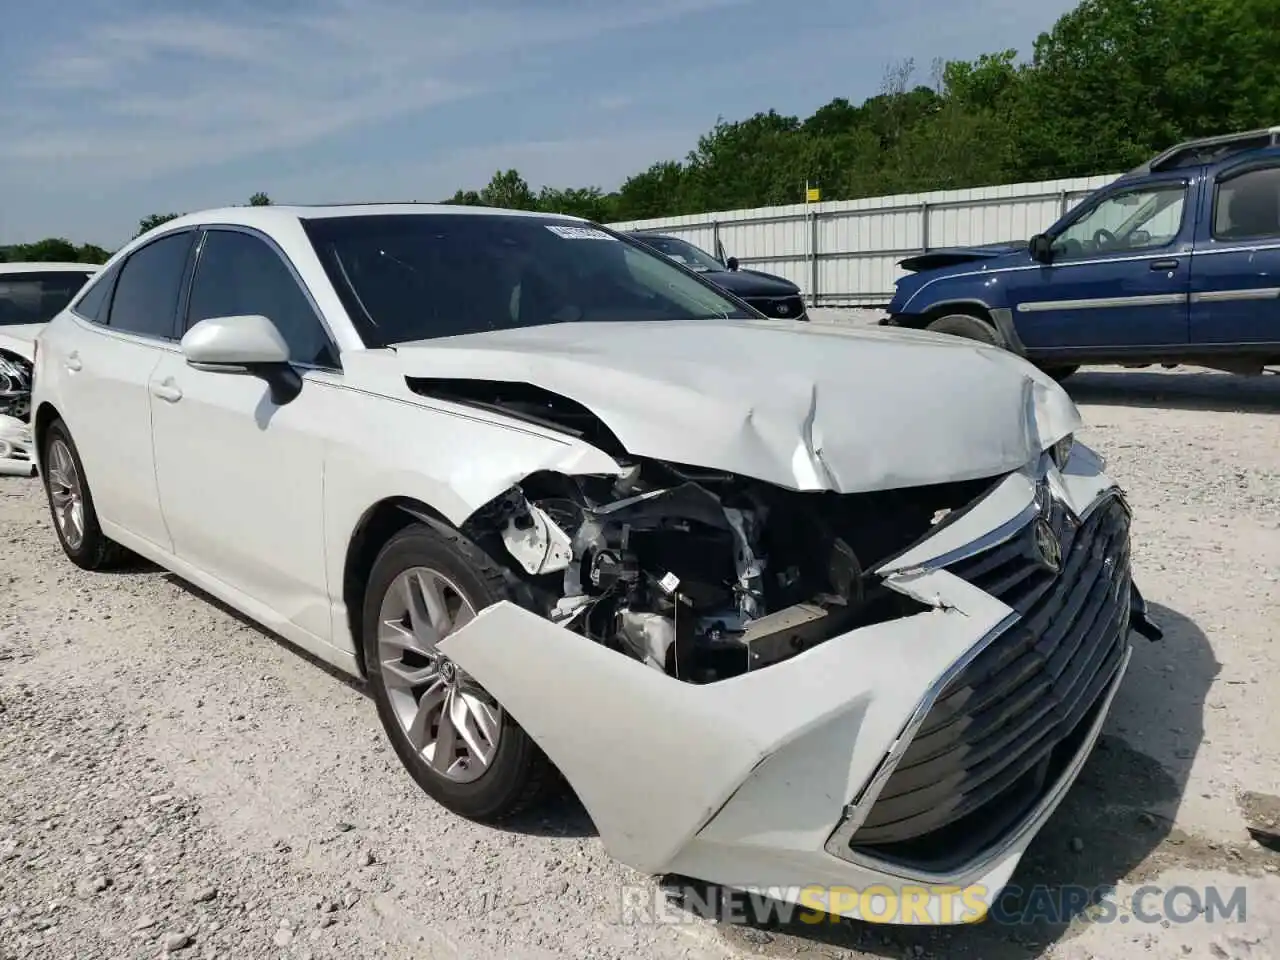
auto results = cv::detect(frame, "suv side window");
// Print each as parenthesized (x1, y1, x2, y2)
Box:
(1052, 182, 1187, 259)
(1213, 166, 1280, 241)
(187, 229, 337, 368)
(107, 231, 196, 339)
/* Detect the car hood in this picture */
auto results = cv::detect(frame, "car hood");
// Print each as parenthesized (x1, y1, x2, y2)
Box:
(898, 241, 1027, 273)
(703, 269, 800, 297)
(0, 324, 44, 362)
(390, 319, 1080, 494)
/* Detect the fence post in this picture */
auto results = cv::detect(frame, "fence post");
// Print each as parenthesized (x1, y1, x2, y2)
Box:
(1060, 191, 1071, 218)
(712, 220, 721, 261)
(809, 209, 820, 308)
(919, 201, 931, 252)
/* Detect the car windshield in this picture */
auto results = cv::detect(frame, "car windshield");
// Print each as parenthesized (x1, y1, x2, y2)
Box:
(633, 235, 724, 273)
(302, 214, 754, 347)
(0, 270, 94, 327)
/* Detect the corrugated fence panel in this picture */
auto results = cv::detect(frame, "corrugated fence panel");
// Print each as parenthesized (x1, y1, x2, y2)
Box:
(611, 173, 1122, 306)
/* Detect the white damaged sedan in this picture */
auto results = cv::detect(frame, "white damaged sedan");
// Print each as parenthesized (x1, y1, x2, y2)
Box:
(30, 205, 1162, 924)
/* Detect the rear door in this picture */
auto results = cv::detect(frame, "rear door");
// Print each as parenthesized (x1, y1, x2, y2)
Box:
(1188, 160, 1280, 345)
(1003, 177, 1193, 353)
(48, 231, 196, 551)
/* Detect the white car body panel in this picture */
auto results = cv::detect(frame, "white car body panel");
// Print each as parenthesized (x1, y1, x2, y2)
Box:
(392, 318, 1082, 495)
(28, 206, 1146, 924)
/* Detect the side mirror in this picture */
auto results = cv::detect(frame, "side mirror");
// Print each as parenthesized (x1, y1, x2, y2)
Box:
(181, 314, 302, 404)
(726, 256, 740, 272)
(1029, 233, 1055, 264)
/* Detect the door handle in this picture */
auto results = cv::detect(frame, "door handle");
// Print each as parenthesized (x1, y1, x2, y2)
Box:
(1150, 259, 1179, 271)
(65, 351, 82, 372)
(150, 379, 183, 403)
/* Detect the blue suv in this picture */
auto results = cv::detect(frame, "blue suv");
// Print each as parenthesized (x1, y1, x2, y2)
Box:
(882, 127, 1280, 380)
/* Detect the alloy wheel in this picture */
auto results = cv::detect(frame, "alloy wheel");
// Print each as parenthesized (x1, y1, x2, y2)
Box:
(376, 567, 501, 784)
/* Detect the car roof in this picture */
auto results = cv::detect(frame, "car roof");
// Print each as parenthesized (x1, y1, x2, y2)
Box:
(156, 203, 587, 235)
(0, 262, 100, 275)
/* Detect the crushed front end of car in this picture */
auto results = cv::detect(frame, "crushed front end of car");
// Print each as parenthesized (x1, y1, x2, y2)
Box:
(0, 348, 36, 473)
(385, 319, 1158, 924)
(426, 441, 1156, 924)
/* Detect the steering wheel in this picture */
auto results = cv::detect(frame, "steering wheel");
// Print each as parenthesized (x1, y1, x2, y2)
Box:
(1092, 227, 1118, 249)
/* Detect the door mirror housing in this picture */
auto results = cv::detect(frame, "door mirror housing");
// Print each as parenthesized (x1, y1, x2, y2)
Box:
(181, 314, 302, 404)
(1029, 233, 1055, 264)
(726, 256, 740, 272)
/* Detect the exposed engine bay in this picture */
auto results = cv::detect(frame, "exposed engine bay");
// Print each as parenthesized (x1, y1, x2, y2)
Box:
(0, 350, 32, 423)
(461, 457, 994, 683)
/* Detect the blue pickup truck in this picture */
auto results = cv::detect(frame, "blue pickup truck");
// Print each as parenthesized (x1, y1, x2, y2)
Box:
(881, 127, 1280, 379)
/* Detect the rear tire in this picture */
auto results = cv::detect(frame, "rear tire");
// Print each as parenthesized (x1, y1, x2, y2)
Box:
(363, 522, 552, 822)
(925, 312, 1006, 348)
(1040, 364, 1080, 383)
(40, 419, 128, 570)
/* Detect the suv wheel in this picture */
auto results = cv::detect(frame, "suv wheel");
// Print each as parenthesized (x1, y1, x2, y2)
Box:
(925, 312, 1006, 348)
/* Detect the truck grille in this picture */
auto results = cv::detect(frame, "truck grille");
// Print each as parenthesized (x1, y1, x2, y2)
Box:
(846, 488, 1132, 871)
(744, 295, 805, 319)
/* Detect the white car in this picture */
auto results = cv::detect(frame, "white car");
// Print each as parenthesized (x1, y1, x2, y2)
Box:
(1, 262, 99, 472)
(30, 205, 1161, 924)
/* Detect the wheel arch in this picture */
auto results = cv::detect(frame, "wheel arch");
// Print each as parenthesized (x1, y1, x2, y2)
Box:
(32, 401, 63, 464)
(342, 496, 456, 677)
(340, 473, 575, 676)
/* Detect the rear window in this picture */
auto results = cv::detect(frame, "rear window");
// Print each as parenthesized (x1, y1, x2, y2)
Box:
(0, 270, 95, 327)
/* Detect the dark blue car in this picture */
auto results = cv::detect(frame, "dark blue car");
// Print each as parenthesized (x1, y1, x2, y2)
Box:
(626, 233, 808, 321)
(882, 127, 1280, 379)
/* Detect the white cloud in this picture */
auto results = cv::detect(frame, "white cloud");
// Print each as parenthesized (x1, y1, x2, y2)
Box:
(1, 0, 742, 182)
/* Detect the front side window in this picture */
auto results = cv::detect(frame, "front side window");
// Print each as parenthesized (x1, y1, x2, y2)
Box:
(303, 214, 754, 347)
(634, 235, 724, 273)
(1052, 183, 1187, 259)
(107, 231, 195, 340)
(0, 270, 96, 327)
(1213, 166, 1280, 241)
(186, 230, 337, 367)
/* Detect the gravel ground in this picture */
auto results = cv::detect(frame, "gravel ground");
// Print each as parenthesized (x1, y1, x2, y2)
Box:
(2, 366, 1279, 960)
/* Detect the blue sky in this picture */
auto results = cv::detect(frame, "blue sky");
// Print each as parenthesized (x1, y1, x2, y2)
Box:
(0, 0, 1078, 247)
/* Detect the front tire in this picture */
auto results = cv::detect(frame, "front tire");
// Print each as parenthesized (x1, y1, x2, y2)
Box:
(40, 419, 127, 570)
(363, 523, 552, 822)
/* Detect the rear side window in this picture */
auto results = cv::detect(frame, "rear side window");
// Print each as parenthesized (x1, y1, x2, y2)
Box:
(0, 270, 95, 327)
(107, 231, 195, 340)
(71, 263, 120, 323)
(1214, 166, 1280, 240)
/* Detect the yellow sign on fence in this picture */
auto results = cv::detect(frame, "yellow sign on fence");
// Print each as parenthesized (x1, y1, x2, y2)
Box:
(806, 186, 821, 203)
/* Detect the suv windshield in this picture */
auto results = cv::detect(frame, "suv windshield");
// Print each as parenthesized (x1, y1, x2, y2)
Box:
(0, 270, 95, 326)
(631, 235, 725, 273)
(303, 214, 753, 347)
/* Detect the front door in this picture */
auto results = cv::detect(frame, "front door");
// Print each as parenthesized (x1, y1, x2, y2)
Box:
(1006, 179, 1193, 354)
(148, 227, 343, 641)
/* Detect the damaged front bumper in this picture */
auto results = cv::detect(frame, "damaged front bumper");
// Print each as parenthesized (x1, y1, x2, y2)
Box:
(437, 445, 1155, 924)
(0, 415, 35, 475)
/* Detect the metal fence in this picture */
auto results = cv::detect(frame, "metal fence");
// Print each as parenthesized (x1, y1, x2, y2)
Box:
(609, 173, 1120, 307)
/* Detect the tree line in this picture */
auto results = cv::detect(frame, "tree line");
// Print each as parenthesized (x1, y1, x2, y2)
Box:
(4, 0, 1276, 262)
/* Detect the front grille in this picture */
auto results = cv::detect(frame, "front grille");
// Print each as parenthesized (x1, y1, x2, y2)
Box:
(745, 294, 805, 319)
(846, 488, 1132, 871)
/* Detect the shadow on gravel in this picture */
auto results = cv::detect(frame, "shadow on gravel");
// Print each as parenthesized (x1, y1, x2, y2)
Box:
(163, 574, 369, 695)
(674, 602, 1218, 960)
(1065, 368, 1280, 414)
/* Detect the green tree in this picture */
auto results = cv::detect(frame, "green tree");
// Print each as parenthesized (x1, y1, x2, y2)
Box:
(248, 192, 272, 206)
(135, 213, 182, 238)
(479, 170, 537, 210)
